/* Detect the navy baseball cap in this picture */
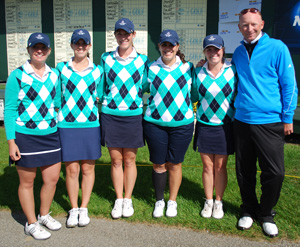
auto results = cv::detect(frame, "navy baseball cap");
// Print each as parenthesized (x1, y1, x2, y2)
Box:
(71, 29, 91, 44)
(27, 33, 50, 48)
(115, 18, 134, 33)
(203, 34, 224, 49)
(159, 30, 179, 46)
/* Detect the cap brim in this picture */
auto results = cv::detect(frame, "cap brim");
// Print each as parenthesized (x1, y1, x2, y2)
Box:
(115, 27, 133, 33)
(29, 40, 50, 48)
(72, 37, 90, 44)
(160, 39, 178, 46)
(203, 44, 223, 50)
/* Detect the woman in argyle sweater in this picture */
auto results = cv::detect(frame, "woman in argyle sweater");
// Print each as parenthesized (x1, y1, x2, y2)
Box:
(143, 30, 198, 218)
(56, 29, 104, 228)
(4, 33, 62, 240)
(100, 18, 148, 219)
(194, 35, 237, 219)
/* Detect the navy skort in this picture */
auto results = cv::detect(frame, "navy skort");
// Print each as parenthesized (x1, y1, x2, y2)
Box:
(143, 121, 194, 165)
(193, 121, 234, 155)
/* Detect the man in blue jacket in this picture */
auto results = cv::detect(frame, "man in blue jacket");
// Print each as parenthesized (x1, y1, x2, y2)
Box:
(232, 8, 298, 237)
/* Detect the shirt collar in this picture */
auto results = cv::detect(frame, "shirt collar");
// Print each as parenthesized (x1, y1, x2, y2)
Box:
(156, 55, 181, 70)
(68, 57, 94, 71)
(113, 47, 137, 60)
(243, 31, 263, 44)
(203, 60, 232, 79)
(24, 60, 51, 77)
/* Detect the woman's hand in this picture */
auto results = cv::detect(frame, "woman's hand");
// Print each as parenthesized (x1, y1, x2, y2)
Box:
(8, 139, 21, 161)
(196, 59, 206, 68)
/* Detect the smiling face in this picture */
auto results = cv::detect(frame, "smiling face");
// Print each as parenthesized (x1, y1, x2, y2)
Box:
(71, 39, 91, 59)
(114, 29, 136, 52)
(158, 42, 179, 66)
(238, 12, 264, 43)
(204, 46, 224, 66)
(27, 43, 51, 65)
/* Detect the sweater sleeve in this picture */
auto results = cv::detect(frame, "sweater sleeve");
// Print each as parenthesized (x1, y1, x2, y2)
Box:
(190, 65, 199, 103)
(276, 44, 298, 123)
(4, 71, 20, 140)
(141, 59, 150, 94)
(96, 65, 105, 102)
(53, 69, 61, 109)
(98, 57, 107, 103)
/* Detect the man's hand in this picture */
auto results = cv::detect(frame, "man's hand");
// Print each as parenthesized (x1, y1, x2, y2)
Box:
(284, 123, 293, 136)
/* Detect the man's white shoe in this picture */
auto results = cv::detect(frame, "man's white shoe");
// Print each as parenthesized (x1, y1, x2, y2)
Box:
(24, 222, 51, 240)
(166, 200, 177, 217)
(212, 201, 224, 219)
(201, 200, 213, 218)
(78, 208, 90, 227)
(122, 198, 134, 218)
(262, 222, 278, 237)
(66, 208, 79, 228)
(38, 212, 62, 231)
(111, 199, 123, 219)
(153, 200, 165, 218)
(237, 216, 253, 230)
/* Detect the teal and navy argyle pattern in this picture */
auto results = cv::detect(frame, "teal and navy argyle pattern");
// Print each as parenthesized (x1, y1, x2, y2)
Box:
(15, 66, 59, 130)
(57, 62, 103, 127)
(144, 61, 195, 127)
(195, 65, 237, 125)
(100, 52, 148, 116)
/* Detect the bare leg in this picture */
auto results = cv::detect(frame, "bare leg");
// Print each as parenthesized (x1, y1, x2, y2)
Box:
(109, 148, 124, 199)
(80, 160, 95, 208)
(167, 162, 182, 201)
(123, 148, 137, 199)
(214, 154, 228, 201)
(65, 161, 80, 208)
(40, 162, 61, 216)
(16, 166, 37, 224)
(200, 153, 215, 200)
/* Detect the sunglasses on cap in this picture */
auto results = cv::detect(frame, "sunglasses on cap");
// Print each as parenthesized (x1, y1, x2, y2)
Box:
(240, 8, 259, 16)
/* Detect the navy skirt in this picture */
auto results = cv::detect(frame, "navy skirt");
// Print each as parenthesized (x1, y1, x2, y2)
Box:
(193, 121, 235, 155)
(58, 127, 101, 162)
(12, 131, 61, 168)
(100, 113, 144, 148)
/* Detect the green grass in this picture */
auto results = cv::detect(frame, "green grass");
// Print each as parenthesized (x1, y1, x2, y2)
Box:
(0, 128, 299, 242)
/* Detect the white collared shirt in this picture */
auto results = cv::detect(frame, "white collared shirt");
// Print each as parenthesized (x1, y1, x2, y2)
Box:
(203, 60, 232, 80)
(69, 57, 94, 77)
(243, 31, 263, 44)
(24, 60, 51, 82)
(156, 55, 181, 71)
(113, 47, 137, 65)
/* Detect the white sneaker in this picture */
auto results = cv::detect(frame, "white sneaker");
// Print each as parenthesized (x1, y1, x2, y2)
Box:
(122, 198, 134, 218)
(78, 208, 90, 227)
(111, 199, 123, 219)
(262, 222, 278, 237)
(66, 208, 79, 228)
(153, 200, 165, 218)
(237, 216, 253, 230)
(212, 201, 224, 219)
(38, 212, 62, 231)
(166, 200, 177, 217)
(201, 200, 213, 218)
(24, 222, 51, 240)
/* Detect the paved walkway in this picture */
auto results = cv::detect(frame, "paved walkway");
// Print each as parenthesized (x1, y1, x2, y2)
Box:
(0, 211, 298, 247)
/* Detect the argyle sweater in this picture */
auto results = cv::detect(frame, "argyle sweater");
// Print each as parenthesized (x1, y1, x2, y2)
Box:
(56, 61, 104, 128)
(4, 65, 60, 140)
(194, 62, 237, 126)
(100, 52, 148, 116)
(143, 60, 197, 127)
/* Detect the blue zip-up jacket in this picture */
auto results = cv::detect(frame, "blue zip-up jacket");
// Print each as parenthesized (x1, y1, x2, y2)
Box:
(232, 33, 298, 124)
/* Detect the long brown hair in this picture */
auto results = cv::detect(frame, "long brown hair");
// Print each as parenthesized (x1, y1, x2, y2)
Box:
(176, 49, 186, 64)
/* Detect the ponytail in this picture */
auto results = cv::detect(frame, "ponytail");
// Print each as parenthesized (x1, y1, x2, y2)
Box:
(176, 49, 186, 64)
